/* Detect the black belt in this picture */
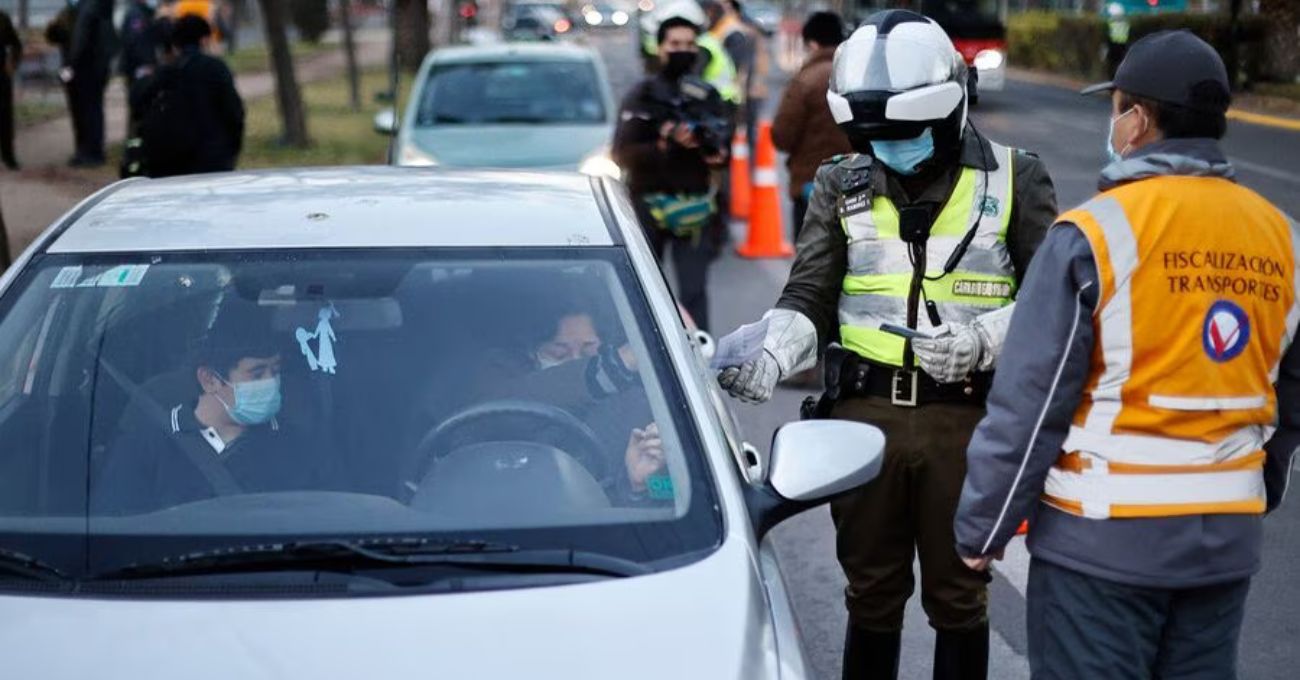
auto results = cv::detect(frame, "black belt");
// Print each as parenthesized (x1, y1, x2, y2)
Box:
(823, 344, 991, 408)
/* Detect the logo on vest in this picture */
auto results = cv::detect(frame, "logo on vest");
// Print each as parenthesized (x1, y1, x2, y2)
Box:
(979, 196, 1001, 217)
(953, 280, 1012, 299)
(1203, 300, 1251, 363)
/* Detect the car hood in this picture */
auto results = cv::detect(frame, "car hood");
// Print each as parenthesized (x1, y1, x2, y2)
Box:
(407, 123, 613, 169)
(0, 539, 782, 679)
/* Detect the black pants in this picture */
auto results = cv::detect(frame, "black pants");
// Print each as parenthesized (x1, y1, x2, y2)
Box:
(828, 396, 990, 632)
(642, 221, 712, 332)
(1027, 558, 1250, 680)
(70, 68, 109, 161)
(0, 74, 15, 167)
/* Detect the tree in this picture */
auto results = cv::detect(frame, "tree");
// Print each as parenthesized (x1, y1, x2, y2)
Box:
(1259, 0, 1299, 83)
(395, 0, 431, 72)
(339, 0, 361, 111)
(258, 0, 310, 146)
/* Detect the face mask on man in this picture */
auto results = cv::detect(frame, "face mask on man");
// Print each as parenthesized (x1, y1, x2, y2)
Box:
(216, 376, 283, 426)
(1105, 107, 1141, 164)
(662, 50, 697, 79)
(869, 128, 936, 176)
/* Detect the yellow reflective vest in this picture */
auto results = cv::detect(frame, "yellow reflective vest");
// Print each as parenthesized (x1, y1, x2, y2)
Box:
(1045, 175, 1298, 519)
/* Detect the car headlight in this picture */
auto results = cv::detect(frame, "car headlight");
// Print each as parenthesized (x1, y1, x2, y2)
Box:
(579, 151, 622, 179)
(638, 0, 654, 11)
(398, 143, 438, 167)
(584, 11, 602, 25)
(612, 10, 629, 25)
(973, 49, 1004, 71)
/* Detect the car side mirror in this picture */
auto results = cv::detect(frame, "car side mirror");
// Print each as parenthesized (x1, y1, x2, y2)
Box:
(373, 108, 397, 136)
(744, 420, 885, 538)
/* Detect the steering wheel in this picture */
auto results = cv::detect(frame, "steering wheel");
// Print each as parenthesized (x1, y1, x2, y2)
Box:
(407, 399, 612, 494)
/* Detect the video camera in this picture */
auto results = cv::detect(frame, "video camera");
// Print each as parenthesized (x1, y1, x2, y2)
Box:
(644, 80, 733, 157)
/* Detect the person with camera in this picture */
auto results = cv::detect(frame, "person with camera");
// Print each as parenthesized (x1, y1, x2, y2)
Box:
(613, 14, 732, 332)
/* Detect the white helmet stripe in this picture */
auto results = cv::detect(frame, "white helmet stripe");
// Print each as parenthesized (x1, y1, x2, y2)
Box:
(884, 82, 963, 122)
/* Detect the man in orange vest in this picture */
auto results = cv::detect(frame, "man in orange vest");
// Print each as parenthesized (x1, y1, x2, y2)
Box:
(953, 31, 1299, 678)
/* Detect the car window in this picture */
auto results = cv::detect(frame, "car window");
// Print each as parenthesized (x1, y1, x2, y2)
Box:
(417, 60, 607, 126)
(0, 248, 720, 582)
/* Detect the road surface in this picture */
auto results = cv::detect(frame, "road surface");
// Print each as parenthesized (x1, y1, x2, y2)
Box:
(585, 25, 1300, 680)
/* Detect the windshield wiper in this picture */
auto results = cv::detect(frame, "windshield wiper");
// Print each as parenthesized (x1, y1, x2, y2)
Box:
(0, 548, 69, 583)
(95, 538, 649, 580)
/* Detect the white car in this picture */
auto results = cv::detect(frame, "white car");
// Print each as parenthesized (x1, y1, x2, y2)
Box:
(376, 44, 620, 177)
(0, 168, 883, 679)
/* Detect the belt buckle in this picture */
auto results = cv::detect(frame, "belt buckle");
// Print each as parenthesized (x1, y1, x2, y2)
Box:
(891, 369, 918, 407)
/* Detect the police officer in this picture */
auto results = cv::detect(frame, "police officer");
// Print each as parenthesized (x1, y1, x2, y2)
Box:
(717, 11, 1057, 679)
(955, 31, 1299, 679)
(613, 14, 731, 332)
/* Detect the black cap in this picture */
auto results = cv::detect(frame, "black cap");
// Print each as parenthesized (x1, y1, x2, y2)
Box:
(1081, 30, 1231, 114)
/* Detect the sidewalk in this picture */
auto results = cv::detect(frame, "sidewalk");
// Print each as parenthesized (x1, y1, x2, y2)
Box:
(2, 33, 390, 256)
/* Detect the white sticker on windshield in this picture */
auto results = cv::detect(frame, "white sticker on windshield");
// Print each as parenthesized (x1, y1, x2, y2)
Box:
(295, 303, 340, 374)
(50, 264, 149, 289)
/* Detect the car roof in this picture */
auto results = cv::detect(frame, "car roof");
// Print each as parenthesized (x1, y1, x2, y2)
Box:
(429, 43, 598, 65)
(46, 167, 619, 254)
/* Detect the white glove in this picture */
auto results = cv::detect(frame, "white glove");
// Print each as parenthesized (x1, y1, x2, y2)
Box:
(716, 309, 818, 404)
(911, 303, 1016, 383)
(718, 350, 782, 404)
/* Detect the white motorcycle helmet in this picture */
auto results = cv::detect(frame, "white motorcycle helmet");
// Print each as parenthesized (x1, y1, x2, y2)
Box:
(826, 10, 969, 165)
(641, 0, 707, 37)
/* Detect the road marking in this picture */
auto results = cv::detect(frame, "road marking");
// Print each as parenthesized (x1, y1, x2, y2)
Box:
(1229, 157, 1300, 185)
(1228, 109, 1300, 132)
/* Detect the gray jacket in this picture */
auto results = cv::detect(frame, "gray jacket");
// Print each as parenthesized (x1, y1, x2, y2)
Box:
(774, 127, 1058, 346)
(954, 138, 1300, 588)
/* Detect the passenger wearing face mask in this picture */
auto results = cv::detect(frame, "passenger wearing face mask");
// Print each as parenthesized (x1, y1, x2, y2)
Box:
(93, 306, 324, 515)
(715, 10, 1057, 679)
(613, 14, 731, 332)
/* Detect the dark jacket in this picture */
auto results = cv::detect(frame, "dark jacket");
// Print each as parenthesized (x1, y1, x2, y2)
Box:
(771, 47, 851, 200)
(132, 48, 245, 175)
(775, 128, 1059, 346)
(92, 401, 324, 515)
(0, 10, 21, 75)
(955, 139, 1300, 588)
(118, 1, 157, 79)
(69, 0, 118, 74)
(612, 73, 730, 197)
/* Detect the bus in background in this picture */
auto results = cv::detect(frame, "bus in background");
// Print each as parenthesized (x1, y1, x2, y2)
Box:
(853, 1, 1006, 104)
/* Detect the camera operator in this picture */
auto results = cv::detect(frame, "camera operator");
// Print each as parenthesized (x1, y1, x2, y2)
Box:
(613, 14, 732, 332)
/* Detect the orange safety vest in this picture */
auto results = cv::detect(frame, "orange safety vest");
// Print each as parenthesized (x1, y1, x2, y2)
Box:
(1043, 175, 1298, 520)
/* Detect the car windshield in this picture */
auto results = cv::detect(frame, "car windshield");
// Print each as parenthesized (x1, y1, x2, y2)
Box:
(0, 248, 719, 585)
(416, 60, 607, 126)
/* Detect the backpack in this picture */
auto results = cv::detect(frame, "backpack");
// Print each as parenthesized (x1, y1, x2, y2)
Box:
(137, 59, 203, 177)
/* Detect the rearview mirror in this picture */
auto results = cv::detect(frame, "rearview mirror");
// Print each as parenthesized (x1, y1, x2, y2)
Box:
(745, 420, 884, 537)
(691, 329, 715, 363)
(373, 108, 397, 136)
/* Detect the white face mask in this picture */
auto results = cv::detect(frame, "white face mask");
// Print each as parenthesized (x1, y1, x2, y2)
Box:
(1105, 107, 1142, 163)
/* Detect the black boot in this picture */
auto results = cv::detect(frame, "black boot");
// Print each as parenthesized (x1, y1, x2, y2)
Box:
(842, 622, 901, 680)
(932, 624, 989, 680)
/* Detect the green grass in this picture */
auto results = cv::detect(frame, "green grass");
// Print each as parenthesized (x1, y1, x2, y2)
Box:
(238, 68, 408, 169)
(222, 40, 332, 75)
(1254, 82, 1300, 104)
(14, 97, 67, 127)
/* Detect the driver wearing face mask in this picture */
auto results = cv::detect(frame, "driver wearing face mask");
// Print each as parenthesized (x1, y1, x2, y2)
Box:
(93, 304, 323, 515)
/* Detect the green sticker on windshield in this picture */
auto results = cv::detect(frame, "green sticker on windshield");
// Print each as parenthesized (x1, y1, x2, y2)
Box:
(646, 474, 675, 501)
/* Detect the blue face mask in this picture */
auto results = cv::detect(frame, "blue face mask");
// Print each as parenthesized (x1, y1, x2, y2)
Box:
(870, 129, 936, 176)
(1105, 107, 1137, 164)
(217, 376, 282, 426)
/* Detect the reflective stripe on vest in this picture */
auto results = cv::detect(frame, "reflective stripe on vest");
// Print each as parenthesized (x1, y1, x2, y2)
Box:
(1045, 176, 1300, 519)
(838, 142, 1017, 366)
(697, 35, 741, 104)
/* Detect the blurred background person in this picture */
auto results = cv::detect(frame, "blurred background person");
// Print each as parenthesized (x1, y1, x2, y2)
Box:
(0, 7, 20, 170)
(119, 0, 160, 124)
(68, 0, 118, 167)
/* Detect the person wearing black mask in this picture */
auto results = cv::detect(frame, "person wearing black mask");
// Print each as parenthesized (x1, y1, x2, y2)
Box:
(612, 15, 731, 332)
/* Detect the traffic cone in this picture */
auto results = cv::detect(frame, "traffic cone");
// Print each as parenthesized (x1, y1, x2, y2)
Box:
(729, 130, 752, 220)
(737, 121, 793, 259)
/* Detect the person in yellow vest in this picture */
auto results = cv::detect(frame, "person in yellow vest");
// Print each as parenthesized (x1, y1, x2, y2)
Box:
(716, 10, 1058, 679)
(954, 30, 1299, 678)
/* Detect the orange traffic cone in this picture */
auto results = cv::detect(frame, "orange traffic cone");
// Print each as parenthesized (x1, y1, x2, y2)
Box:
(729, 130, 752, 219)
(737, 121, 793, 259)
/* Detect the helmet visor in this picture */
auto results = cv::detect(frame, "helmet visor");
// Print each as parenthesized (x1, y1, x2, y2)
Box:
(832, 27, 960, 95)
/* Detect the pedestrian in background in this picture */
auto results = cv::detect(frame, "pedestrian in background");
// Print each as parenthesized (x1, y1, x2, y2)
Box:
(613, 15, 731, 332)
(771, 10, 850, 236)
(0, 7, 21, 170)
(66, 0, 118, 167)
(119, 0, 160, 120)
(132, 15, 243, 177)
(734, 1, 769, 146)
(955, 31, 1299, 679)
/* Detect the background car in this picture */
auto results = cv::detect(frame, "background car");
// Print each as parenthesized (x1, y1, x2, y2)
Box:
(375, 43, 620, 176)
(580, 2, 633, 29)
(500, 1, 575, 41)
(0, 167, 883, 678)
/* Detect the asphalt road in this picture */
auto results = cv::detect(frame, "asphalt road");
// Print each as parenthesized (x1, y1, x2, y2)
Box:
(582, 26, 1300, 680)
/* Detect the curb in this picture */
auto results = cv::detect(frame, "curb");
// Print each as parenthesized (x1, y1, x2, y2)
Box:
(1006, 67, 1300, 133)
